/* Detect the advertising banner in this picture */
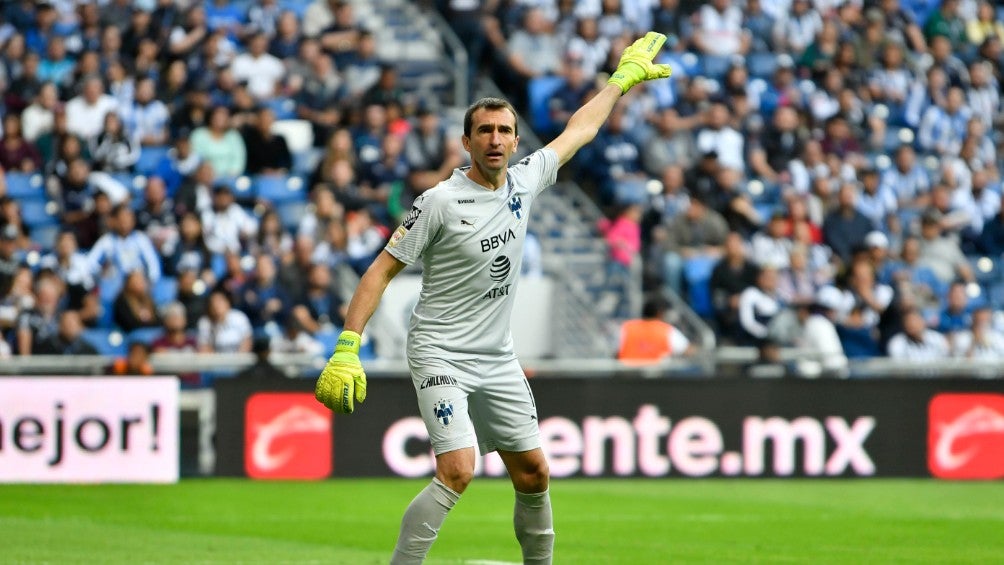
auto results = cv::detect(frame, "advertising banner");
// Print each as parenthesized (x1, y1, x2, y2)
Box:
(215, 377, 1004, 479)
(0, 377, 179, 483)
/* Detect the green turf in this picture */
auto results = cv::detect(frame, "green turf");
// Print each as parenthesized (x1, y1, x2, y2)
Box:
(0, 479, 1002, 564)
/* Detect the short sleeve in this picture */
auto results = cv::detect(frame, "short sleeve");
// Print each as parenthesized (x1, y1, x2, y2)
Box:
(385, 191, 441, 265)
(510, 148, 559, 197)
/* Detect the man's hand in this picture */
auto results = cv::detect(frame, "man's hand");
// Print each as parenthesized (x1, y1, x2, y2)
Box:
(315, 330, 367, 414)
(608, 32, 673, 94)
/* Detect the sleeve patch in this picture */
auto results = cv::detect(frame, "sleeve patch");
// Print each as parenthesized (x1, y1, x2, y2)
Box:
(387, 225, 407, 248)
(401, 205, 422, 229)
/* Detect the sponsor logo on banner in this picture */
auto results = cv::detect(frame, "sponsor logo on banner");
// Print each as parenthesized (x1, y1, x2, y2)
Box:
(382, 404, 876, 478)
(0, 378, 179, 483)
(928, 393, 1004, 479)
(245, 393, 332, 480)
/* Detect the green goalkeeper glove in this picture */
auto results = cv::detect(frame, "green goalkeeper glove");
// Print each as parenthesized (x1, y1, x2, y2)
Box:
(607, 31, 673, 94)
(315, 330, 367, 414)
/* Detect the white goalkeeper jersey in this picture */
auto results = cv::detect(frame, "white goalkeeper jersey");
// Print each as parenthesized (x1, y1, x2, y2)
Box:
(385, 148, 559, 361)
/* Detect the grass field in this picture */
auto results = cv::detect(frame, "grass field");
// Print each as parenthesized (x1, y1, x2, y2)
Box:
(1, 479, 1002, 564)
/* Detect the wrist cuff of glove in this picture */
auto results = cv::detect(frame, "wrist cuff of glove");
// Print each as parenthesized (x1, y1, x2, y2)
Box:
(335, 330, 361, 354)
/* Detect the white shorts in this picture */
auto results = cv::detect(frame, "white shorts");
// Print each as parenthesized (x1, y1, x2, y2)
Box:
(409, 356, 541, 456)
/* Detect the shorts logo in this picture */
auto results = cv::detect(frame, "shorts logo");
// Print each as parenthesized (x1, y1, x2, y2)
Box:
(420, 375, 458, 389)
(434, 400, 454, 427)
(928, 393, 1004, 479)
(489, 255, 511, 282)
(509, 196, 523, 220)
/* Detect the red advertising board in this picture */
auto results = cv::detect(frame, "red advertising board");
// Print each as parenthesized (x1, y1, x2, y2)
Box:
(928, 394, 1004, 480)
(244, 393, 332, 479)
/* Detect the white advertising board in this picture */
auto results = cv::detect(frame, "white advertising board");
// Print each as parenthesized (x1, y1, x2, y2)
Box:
(0, 377, 179, 483)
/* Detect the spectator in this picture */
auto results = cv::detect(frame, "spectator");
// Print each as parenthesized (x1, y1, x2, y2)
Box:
(90, 111, 140, 172)
(65, 76, 118, 141)
(241, 106, 292, 176)
(33, 310, 98, 356)
(318, 0, 360, 69)
(235, 336, 288, 379)
(295, 42, 345, 144)
(344, 208, 386, 275)
(966, 1, 1004, 47)
(923, 0, 967, 48)
(599, 203, 643, 318)
(0, 112, 42, 172)
(695, 100, 744, 173)
(737, 265, 785, 346)
(21, 82, 59, 143)
(150, 301, 200, 384)
(792, 286, 848, 377)
(197, 289, 252, 353)
(777, 244, 820, 305)
(748, 105, 806, 184)
(230, 31, 285, 102)
(269, 10, 301, 60)
(404, 102, 463, 197)
(341, 30, 381, 101)
(121, 77, 170, 146)
(136, 176, 178, 256)
(201, 184, 258, 254)
(176, 267, 209, 332)
(917, 207, 974, 285)
(39, 230, 95, 312)
(0, 267, 35, 337)
(16, 274, 63, 355)
(291, 262, 345, 333)
(918, 86, 971, 156)
(856, 166, 898, 231)
(775, 0, 822, 57)
(190, 105, 246, 178)
(270, 317, 324, 355)
(311, 217, 350, 270)
(881, 144, 931, 210)
(642, 107, 697, 177)
(565, 16, 611, 81)
(938, 280, 973, 338)
(249, 209, 294, 259)
(617, 297, 695, 363)
(88, 203, 162, 284)
(656, 193, 728, 295)
(236, 253, 291, 331)
(750, 211, 794, 269)
(107, 341, 155, 376)
(694, 0, 750, 57)
(823, 183, 872, 266)
(113, 270, 161, 333)
(578, 103, 645, 206)
(887, 308, 950, 360)
(952, 304, 1004, 360)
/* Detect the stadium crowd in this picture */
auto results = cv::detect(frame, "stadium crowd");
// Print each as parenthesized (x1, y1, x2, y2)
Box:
(0, 0, 1002, 374)
(443, 0, 1004, 366)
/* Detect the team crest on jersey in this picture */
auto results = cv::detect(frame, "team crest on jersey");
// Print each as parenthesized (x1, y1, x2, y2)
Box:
(508, 196, 523, 219)
(434, 400, 454, 426)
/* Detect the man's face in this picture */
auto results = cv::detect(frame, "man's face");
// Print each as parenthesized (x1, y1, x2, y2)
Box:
(462, 108, 519, 175)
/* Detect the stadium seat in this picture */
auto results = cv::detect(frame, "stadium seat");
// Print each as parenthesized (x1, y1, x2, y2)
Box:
(4, 172, 44, 199)
(135, 146, 170, 175)
(21, 198, 59, 228)
(151, 276, 178, 304)
(254, 174, 306, 204)
(747, 52, 778, 80)
(265, 97, 297, 120)
(527, 76, 565, 138)
(700, 55, 732, 81)
(31, 225, 60, 251)
(314, 328, 341, 355)
(683, 255, 718, 318)
(126, 327, 163, 346)
(277, 200, 307, 232)
(82, 327, 128, 357)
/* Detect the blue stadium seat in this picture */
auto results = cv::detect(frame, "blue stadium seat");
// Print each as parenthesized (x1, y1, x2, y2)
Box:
(527, 76, 565, 137)
(254, 174, 306, 204)
(151, 276, 178, 304)
(277, 200, 307, 232)
(82, 328, 128, 357)
(265, 97, 297, 120)
(683, 255, 718, 318)
(31, 225, 60, 251)
(314, 328, 340, 355)
(700, 55, 732, 81)
(748, 52, 778, 80)
(135, 146, 170, 175)
(127, 327, 164, 347)
(5, 173, 44, 199)
(21, 198, 59, 228)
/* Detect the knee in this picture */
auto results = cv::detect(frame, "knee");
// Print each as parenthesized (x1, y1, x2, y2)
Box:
(437, 464, 474, 494)
(513, 460, 550, 493)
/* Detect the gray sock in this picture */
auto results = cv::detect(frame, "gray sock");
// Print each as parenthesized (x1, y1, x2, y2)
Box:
(514, 489, 554, 565)
(390, 478, 460, 565)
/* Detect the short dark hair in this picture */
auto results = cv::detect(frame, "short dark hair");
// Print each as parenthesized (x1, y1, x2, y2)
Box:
(463, 97, 518, 138)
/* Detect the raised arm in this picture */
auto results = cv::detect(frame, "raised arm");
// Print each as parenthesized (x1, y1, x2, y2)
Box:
(546, 32, 672, 166)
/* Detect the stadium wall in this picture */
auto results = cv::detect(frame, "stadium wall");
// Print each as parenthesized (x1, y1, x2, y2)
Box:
(215, 377, 1004, 480)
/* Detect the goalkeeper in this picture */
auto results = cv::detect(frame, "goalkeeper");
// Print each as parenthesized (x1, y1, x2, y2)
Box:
(316, 32, 671, 565)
